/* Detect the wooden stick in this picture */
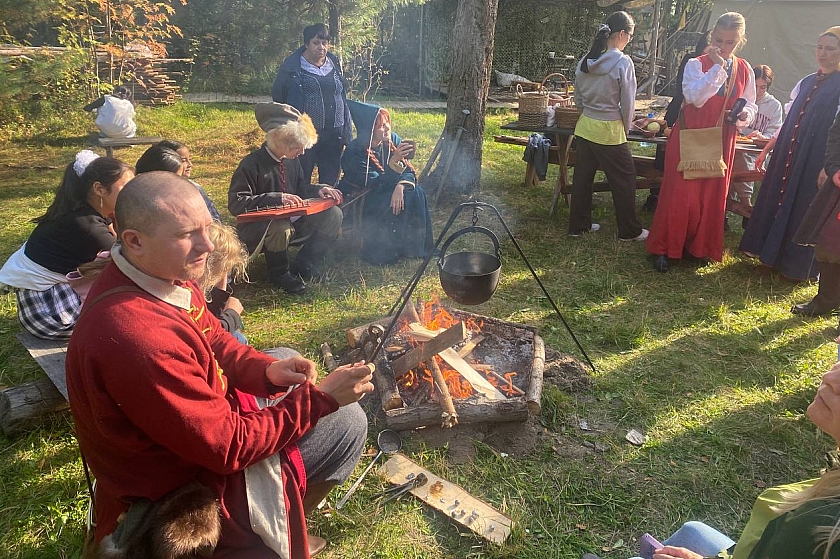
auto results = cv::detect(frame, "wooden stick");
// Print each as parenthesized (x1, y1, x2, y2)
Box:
(437, 348, 506, 400)
(372, 360, 404, 411)
(402, 298, 421, 323)
(482, 368, 525, 397)
(345, 316, 390, 348)
(457, 334, 485, 359)
(320, 342, 338, 372)
(525, 334, 545, 414)
(391, 322, 467, 376)
(428, 357, 458, 428)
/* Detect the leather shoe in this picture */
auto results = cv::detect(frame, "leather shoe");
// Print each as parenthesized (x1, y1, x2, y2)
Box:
(791, 300, 837, 318)
(653, 254, 669, 273)
(308, 534, 327, 557)
(275, 271, 306, 295)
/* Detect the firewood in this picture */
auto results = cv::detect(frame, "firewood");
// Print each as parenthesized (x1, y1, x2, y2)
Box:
(320, 342, 338, 372)
(373, 359, 404, 411)
(457, 334, 485, 359)
(437, 349, 506, 400)
(390, 322, 467, 376)
(402, 298, 421, 323)
(384, 396, 529, 430)
(345, 316, 391, 348)
(525, 335, 545, 414)
(428, 357, 458, 428)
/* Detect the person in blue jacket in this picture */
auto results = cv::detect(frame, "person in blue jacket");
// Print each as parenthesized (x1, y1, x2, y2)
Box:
(339, 100, 433, 265)
(271, 23, 351, 187)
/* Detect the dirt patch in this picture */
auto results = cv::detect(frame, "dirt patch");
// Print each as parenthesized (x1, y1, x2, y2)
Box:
(543, 346, 593, 393)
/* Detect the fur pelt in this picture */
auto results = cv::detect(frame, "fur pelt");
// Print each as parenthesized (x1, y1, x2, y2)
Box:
(98, 482, 221, 559)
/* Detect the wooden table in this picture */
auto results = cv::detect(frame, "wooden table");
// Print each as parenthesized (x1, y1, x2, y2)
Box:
(496, 122, 764, 215)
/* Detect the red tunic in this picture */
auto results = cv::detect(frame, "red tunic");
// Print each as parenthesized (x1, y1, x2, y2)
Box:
(646, 54, 750, 261)
(65, 262, 339, 558)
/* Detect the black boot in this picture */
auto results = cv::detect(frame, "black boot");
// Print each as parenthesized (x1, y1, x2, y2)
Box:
(295, 233, 332, 281)
(653, 254, 670, 273)
(792, 261, 840, 317)
(264, 251, 306, 294)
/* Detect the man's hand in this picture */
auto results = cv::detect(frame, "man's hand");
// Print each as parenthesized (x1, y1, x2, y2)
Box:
(265, 356, 318, 387)
(653, 546, 704, 559)
(755, 137, 776, 171)
(316, 361, 374, 406)
(224, 296, 244, 315)
(317, 186, 343, 202)
(281, 193, 305, 207)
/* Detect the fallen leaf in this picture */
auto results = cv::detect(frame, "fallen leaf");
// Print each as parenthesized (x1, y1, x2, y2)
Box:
(754, 480, 767, 488)
(575, 523, 587, 530)
(700, 456, 710, 463)
(625, 429, 647, 446)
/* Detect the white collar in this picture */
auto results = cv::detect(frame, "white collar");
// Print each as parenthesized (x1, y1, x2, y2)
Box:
(111, 244, 193, 310)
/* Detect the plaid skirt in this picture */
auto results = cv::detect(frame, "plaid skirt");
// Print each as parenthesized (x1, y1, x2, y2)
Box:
(16, 283, 81, 340)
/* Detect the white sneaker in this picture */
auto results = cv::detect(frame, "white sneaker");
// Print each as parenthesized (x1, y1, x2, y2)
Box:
(569, 223, 601, 237)
(620, 228, 649, 242)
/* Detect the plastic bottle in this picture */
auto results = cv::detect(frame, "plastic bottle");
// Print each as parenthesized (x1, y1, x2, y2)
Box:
(639, 112, 655, 148)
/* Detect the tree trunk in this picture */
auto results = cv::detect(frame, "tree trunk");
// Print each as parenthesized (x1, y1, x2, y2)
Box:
(440, 0, 500, 193)
(328, 4, 342, 58)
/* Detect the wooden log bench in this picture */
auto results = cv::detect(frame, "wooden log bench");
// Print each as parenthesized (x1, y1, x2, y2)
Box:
(98, 136, 164, 158)
(0, 332, 69, 436)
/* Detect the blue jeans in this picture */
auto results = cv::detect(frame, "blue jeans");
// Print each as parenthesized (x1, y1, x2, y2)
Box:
(630, 521, 735, 559)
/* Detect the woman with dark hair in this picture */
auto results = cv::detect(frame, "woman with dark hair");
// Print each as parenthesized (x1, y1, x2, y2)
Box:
(157, 139, 222, 221)
(569, 11, 647, 242)
(339, 100, 433, 264)
(271, 23, 351, 186)
(0, 151, 133, 339)
(646, 12, 756, 272)
(739, 27, 840, 281)
(728, 64, 784, 222)
(135, 144, 185, 175)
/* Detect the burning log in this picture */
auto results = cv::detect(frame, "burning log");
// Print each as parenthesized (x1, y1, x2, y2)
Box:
(391, 322, 467, 376)
(345, 317, 390, 348)
(373, 360, 405, 411)
(428, 356, 458, 428)
(402, 298, 422, 323)
(436, 348, 505, 400)
(320, 342, 338, 372)
(482, 368, 526, 397)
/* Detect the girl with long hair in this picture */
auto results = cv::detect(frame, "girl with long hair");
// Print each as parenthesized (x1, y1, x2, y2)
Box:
(0, 151, 133, 339)
(569, 11, 647, 242)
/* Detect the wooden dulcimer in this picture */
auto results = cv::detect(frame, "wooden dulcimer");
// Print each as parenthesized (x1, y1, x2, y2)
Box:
(235, 198, 339, 223)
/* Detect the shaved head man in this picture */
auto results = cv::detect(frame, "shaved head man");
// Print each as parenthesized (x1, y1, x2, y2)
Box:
(67, 171, 371, 559)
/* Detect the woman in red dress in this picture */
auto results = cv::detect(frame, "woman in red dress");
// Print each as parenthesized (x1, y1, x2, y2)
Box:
(646, 12, 756, 272)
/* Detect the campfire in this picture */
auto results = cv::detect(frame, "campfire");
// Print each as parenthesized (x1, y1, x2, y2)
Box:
(344, 296, 545, 430)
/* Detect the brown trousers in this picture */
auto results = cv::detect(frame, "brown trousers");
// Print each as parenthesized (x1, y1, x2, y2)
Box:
(568, 137, 644, 239)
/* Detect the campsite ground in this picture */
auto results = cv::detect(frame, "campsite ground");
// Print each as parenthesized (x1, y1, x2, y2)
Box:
(0, 102, 836, 558)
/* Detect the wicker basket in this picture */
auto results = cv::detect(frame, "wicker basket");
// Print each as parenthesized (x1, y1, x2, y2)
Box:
(541, 73, 579, 128)
(517, 82, 548, 128)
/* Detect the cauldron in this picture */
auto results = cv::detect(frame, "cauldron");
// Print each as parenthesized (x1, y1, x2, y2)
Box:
(437, 226, 501, 305)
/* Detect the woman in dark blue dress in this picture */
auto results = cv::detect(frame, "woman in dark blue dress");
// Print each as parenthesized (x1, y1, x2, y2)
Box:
(739, 28, 840, 280)
(339, 100, 433, 265)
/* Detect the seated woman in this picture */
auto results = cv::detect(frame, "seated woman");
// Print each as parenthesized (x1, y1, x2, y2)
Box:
(201, 222, 249, 344)
(83, 86, 136, 139)
(0, 151, 133, 339)
(585, 360, 840, 559)
(157, 139, 222, 222)
(339, 100, 433, 265)
(134, 144, 185, 175)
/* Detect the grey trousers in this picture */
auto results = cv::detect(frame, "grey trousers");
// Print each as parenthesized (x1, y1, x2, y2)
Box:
(263, 347, 368, 485)
(568, 137, 644, 239)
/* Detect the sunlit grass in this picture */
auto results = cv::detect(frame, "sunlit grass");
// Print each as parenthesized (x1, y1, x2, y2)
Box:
(0, 102, 836, 558)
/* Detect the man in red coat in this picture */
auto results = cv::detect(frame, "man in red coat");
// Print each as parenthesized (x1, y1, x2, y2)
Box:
(66, 171, 372, 559)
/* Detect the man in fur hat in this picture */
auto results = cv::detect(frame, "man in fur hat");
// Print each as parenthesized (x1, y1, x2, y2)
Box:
(67, 172, 371, 558)
(228, 102, 344, 294)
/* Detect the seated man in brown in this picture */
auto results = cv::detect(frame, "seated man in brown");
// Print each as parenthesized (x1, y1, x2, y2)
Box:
(66, 171, 372, 559)
(229, 102, 343, 294)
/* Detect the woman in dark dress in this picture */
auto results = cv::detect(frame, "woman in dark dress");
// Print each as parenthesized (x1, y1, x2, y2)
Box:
(339, 100, 433, 265)
(739, 27, 840, 281)
(271, 23, 351, 186)
(0, 152, 133, 339)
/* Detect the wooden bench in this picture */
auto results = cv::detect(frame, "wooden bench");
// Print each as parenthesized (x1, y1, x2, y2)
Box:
(0, 332, 69, 436)
(98, 136, 164, 158)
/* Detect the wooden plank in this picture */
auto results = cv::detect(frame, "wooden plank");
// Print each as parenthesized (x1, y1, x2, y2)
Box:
(16, 331, 69, 400)
(438, 348, 506, 400)
(407, 324, 505, 400)
(381, 453, 512, 544)
(391, 322, 467, 376)
(97, 136, 164, 149)
(0, 377, 69, 437)
(457, 334, 485, 359)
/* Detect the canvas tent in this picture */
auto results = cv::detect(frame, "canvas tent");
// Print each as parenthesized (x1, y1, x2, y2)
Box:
(711, 0, 840, 97)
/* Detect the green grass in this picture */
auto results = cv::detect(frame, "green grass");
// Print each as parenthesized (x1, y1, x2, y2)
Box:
(0, 102, 836, 559)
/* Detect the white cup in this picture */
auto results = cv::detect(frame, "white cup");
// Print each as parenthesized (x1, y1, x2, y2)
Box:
(548, 51, 555, 58)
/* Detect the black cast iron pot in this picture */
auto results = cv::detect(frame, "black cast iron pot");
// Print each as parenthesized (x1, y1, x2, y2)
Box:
(437, 226, 501, 305)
